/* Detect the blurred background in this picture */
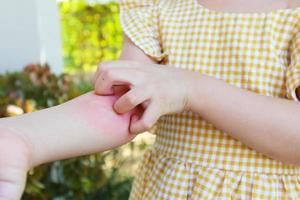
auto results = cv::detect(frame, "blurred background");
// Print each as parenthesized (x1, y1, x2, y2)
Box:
(0, 0, 155, 199)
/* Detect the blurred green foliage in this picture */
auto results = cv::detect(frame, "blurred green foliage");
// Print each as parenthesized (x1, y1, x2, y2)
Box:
(0, 63, 91, 116)
(60, 0, 122, 73)
(0, 64, 153, 199)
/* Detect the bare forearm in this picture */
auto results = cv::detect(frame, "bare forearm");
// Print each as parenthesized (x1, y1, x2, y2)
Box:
(0, 92, 135, 168)
(188, 73, 300, 165)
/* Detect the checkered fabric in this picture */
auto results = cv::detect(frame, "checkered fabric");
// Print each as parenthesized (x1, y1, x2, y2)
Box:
(119, 0, 300, 199)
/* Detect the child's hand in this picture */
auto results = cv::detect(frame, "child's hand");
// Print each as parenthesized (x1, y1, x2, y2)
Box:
(93, 60, 195, 134)
(0, 129, 32, 200)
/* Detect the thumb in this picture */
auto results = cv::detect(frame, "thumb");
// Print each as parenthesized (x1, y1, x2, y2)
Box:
(0, 167, 27, 200)
(0, 132, 31, 200)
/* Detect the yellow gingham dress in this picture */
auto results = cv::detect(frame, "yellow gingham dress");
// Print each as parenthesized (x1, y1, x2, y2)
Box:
(119, 0, 300, 199)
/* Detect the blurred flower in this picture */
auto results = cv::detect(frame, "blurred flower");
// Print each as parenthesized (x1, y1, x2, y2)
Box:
(6, 104, 24, 116)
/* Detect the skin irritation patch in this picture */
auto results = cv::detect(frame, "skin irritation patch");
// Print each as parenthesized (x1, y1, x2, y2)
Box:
(67, 92, 133, 136)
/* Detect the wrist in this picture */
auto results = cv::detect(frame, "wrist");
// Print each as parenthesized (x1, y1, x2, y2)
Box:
(185, 72, 209, 114)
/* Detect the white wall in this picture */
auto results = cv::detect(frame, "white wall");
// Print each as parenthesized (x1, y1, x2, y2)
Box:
(0, 0, 63, 74)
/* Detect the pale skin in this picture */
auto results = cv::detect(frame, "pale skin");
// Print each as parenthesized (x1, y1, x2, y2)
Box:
(1, 0, 300, 199)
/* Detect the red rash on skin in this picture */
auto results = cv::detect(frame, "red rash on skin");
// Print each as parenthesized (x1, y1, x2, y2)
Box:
(67, 92, 133, 136)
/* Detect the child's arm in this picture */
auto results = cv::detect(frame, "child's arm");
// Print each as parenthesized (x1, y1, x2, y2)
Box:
(187, 74, 300, 165)
(1, 92, 136, 166)
(0, 92, 136, 199)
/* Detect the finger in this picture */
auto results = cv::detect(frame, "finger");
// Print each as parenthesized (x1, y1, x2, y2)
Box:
(93, 61, 131, 86)
(94, 69, 136, 95)
(130, 102, 161, 134)
(94, 73, 114, 95)
(141, 100, 150, 108)
(128, 104, 146, 135)
(114, 87, 150, 114)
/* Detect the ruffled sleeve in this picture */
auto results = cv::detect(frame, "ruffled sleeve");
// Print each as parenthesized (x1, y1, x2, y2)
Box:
(118, 0, 167, 62)
(286, 32, 300, 101)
